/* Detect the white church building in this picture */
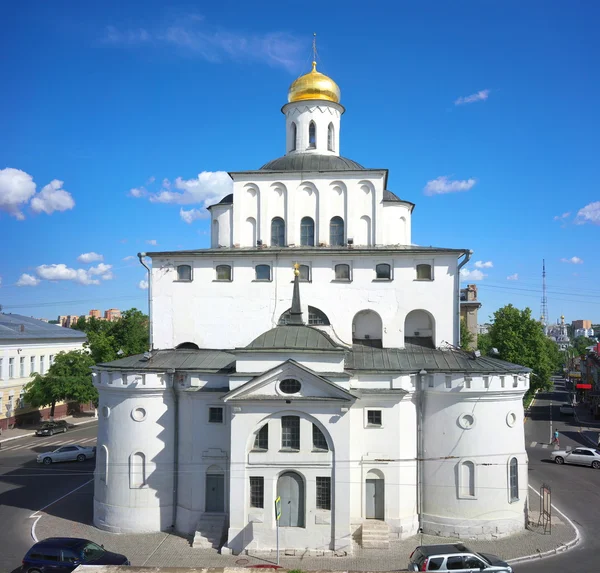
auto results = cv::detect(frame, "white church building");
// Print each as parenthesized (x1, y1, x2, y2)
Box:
(92, 61, 530, 554)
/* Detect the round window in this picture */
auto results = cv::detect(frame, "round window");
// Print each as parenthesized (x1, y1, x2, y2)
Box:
(458, 413, 476, 430)
(131, 407, 147, 422)
(506, 411, 518, 428)
(279, 379, 301, 394)
(101, 406, 110, 419)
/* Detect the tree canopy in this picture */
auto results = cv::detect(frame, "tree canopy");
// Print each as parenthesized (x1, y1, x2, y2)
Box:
(73, 308, 149, 363)
(479, 304, 561, 394)
(572, 336, 596, 357)
(23, 350, 97, 418)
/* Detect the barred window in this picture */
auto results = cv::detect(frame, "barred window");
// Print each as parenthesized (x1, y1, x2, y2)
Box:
(300, 217, 315, 247)
(312, 424, 328, 451)
(209, 407, 223, 423)
(254, 424, 268, 450)
(316, 477, 331, 510)
(367, 410, 382, 426)
(509, 457, 519, 502)
(280, 379, 301, 394)
(250, 476, 264, 508)
(281, 416, 300, 450)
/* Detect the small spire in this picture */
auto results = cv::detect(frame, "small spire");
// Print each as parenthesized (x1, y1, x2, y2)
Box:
(287, 263, 304, 325)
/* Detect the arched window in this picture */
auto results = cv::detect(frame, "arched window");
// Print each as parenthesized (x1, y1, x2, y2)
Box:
(278, 305, 330, 326)
(312, 424, 328, 451)
(216, 264, 232, 281)
(290, 122, 297, 151)
(176, 342, 200, 350)
(327, 122, 334, 151)
(177, 264, 192, 281)
(376, 263, 391, 280)
(253, 424, 268, 450)
(271, 217, 285, 247)
(334, 263, 350, 281)
(255, 264, 271, 281)
(416, 264, 432, 280)
(509, 457, 519, 502)
(129, 452, 146, 488)
(330, 216, 345, 246)
(300, 216, 315, 246)
(459, 460, 476, 498)
(281, 416, 300, 450)
(308, 121, 316, 148)
(98, 445, 108, 485)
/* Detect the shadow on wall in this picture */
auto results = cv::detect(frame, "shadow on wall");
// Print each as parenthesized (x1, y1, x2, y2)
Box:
(228, 521, 254, 555)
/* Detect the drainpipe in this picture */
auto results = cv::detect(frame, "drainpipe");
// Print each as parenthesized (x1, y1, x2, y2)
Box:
(416, 369, 426, 534)
(137, 253, 153, 351)
(455, 250, 472, 346)
(168, 368, 179, 531)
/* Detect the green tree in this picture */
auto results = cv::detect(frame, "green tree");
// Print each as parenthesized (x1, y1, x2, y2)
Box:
(460, 317, 474, 350)
(572, 336, 596, 356)
(23, 350, 97, 418)
(477, 331, 492, 355)
(485, 304, 556, 394)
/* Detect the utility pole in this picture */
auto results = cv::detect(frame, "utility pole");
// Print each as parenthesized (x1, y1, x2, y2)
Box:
(540, 259, 548, 336)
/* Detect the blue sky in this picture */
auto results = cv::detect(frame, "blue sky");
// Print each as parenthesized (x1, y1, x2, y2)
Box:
(1, 1, 599, 325)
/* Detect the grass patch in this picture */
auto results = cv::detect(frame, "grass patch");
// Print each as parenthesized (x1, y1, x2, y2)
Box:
(523, 391, 536, 410)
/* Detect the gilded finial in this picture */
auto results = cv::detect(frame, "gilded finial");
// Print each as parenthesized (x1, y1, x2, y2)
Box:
(293, 262, 300, 277)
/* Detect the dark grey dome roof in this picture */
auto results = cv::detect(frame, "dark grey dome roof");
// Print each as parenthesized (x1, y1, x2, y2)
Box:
(383, 190, 402, 202)
(246, 325, 344, 351)
(218, 193, 233, 204)
(260, 154, 364, 172)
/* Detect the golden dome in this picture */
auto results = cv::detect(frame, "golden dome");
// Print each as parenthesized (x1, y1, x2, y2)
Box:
(288, 61, 341, 104)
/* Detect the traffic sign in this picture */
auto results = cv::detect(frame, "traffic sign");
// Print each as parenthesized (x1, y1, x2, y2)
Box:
(275, 496, 281, 521)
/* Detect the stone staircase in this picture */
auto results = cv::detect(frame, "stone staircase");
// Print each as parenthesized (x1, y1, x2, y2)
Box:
(193, 514, 228, 549)
(361, 520, 390, 549)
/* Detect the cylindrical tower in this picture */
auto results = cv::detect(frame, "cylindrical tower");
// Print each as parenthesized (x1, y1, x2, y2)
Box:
(93, 369, 175, 533)
(420, 372, 529, 539)
(282, 62, 345, 156)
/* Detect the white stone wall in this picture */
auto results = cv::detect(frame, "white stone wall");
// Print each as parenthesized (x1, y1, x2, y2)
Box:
(151, 253, 457, 351)
(283, 101, 342, 156)
(211, 204, 233, 248)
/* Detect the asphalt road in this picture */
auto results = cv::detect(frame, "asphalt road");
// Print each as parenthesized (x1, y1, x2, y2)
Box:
(0, 421, 98, 573)
(519, 377, 600, 572)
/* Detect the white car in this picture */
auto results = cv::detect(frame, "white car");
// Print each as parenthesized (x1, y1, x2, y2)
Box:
(37, 444, 96, 465)
(551, 447, 600, 469)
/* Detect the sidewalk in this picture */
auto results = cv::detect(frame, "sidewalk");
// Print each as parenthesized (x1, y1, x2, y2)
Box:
(573, 402, 600, 447)
(0, 412, 97, 444)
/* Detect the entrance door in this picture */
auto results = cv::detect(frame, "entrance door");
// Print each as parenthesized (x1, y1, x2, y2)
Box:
(277, 472, 304, 527)
(366, 478, 384, 519)
(206, 474, 225, 513)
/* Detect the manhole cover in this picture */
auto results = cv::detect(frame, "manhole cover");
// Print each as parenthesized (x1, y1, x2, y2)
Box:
(236, 559, 249, 565)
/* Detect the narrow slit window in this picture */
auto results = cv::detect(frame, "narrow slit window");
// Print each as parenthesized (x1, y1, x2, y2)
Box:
(271, 217, 285, 247)
(330, 216, 344, 246)
(300, 216, 315, 246)
(327, 123, 334, 151)
(250, 476, 264, 508)
(290, 122, 297, 151)
(308, 121, 316, 148)
(281, 416, 300, 450)
(316, 476, 331, 510)
(509, 457, 519, 501)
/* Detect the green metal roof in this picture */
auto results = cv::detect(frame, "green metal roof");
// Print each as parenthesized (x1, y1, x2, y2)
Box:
(96, 349, 235, 372)
(241, 325, 346, 352)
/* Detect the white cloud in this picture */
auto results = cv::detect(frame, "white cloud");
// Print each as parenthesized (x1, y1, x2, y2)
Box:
(507, 273, 519, 281)
(560, 256, 583, 264)
(180, 207, 205, 224)
(424, 176, 476, 196)
(35, 263, 113, 285)
(146, 239, 158, 246)
(576, 201, 600, 225)
(123, 255, 136, 261)
(0, 167, 37, 220)
(148, 171, 232, 208)
(30, 179, 75, 215)
(454, 89, 490, 106)
(460, 268, 487, 281)
(129, 186, 148, 198)
(77, 252, 104, 263)
(474, 260, 493, 269)
(138, 279, 149, 290)
(16, 273, 40, 287)
(103, 18, 304, 72)
(553, 212, 571, 221)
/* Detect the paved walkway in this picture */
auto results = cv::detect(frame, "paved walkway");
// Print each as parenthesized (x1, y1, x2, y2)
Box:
(0, 413, 96, 444)
(36, 484, 577, 571)
(573, 402, 600, 447)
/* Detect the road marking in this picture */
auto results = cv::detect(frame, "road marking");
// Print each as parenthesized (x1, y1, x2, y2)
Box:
(81, 438, 96, 444)
(30, 477, 94, 542)
(542, 444, 548, 449)
(530, 441, 537, 447)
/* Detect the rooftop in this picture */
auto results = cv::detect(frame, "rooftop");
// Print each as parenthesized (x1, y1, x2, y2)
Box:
(0, 314, 87, 342)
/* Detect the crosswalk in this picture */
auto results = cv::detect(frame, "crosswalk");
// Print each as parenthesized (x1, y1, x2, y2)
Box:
(0, 436, 96, 453)
(529, 441, 561, 450)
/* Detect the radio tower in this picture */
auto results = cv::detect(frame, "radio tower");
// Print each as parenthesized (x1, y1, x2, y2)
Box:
(540, 259, 548, 334)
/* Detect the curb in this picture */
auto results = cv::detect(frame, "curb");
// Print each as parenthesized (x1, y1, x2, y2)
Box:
(507, 484, 581, 565)
(0, 417, 97, 445)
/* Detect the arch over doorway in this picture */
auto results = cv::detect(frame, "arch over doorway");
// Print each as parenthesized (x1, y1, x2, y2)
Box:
(366, 469, 384, 520)
(277, 471, 305, 527)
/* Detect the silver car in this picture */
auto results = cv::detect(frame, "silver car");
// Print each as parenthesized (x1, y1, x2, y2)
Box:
(551, 447, 600, 469)
(408, 544, 512, 572)
(37, 444, 96, 465)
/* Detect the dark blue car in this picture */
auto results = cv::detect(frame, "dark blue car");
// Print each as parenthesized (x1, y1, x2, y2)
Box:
(22, 537, 129, 572)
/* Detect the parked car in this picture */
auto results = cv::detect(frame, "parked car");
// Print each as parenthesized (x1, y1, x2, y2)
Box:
(551, 447, 600, 468)
(559, 403, 575, 415)
(408, 544, 512, 572)
(35, 421, 69, 436)
(21, 537, 129, 572)
(36, 444, 95, 465)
